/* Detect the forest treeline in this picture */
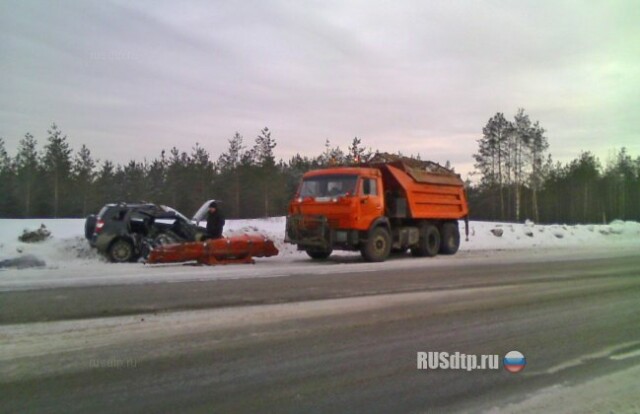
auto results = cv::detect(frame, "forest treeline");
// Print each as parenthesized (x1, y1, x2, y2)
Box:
(0, 114, 638, 223)
(0, 125, 371, 219)
(470, 109, 639, 224)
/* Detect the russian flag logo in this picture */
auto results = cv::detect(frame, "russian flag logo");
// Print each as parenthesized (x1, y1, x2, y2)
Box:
(503, 351, 526, 373)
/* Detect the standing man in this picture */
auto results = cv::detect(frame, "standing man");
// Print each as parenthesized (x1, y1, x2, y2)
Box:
(206, 201, 225, 239)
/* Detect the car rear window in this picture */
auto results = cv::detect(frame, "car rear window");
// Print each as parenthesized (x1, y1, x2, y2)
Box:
(97, 206, 110, 219)
(99, 206, 126, 220)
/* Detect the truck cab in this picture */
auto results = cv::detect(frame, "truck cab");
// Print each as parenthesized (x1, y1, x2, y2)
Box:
(286, 167, 387, 260)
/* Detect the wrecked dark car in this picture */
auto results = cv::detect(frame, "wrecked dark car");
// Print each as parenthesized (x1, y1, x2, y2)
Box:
(85, 203, 208, 262)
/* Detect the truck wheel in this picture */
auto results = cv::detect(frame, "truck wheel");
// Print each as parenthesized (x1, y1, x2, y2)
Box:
(306, 249, 332, 260)
(108, 239, 136, 263)
(411, 223, 440, 257)
(361, 227, 391, 262)
(439, 222, 460, 255)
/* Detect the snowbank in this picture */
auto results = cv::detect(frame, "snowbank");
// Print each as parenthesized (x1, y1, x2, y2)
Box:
(464, 219, 640, 251)
(0, 219, 104, 268)
(1, 217, 639, 270)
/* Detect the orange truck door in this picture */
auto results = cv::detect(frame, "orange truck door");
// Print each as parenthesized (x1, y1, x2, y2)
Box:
(358, 176, 384, 230)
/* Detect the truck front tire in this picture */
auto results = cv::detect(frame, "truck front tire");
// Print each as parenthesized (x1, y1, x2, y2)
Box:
(439, 222, 460, 255)
(411, 223, 440, 257)
(361, 226, 391, 262)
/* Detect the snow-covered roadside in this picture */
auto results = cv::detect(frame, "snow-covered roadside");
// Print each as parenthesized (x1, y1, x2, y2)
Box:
(0, 217, 638, 291)
(465, 219, 640, 251)
(1, 217, 639, 265)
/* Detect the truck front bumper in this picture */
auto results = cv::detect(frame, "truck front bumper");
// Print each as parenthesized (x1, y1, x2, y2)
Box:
(285, 215, 359, 251)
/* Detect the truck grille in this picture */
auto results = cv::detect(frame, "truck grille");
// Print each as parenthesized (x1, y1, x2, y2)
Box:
(285, 215, 330, 247)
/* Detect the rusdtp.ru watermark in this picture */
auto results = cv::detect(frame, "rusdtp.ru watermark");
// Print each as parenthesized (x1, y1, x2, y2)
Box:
(417, 350, 526, 373)
(417, 352, 499, 371)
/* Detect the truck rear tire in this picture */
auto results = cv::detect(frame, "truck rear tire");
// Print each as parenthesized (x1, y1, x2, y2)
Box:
(439, 222, 460, 255)
(361, 227, 391, 262)
(306, 249, 332, 260)
(411, 223, 440, 257)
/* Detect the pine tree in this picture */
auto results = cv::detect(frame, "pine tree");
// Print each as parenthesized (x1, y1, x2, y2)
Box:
(511, 109, 532, 222)
(0, 138, 9, 170)
(251, 127, 278, 216)
(121, 160, 147, 203)
(95, 160, 117, 206)
(285, 154, 314, 197)
(189, 143, 214, 208)
(218, 132, 244, 171)
(166, 147, 192, 212)
(609, 148, 635, 220)
(537, 155, 557, 222)
(15, 133, 40, 217)
(566, 152, 600, 222)
(0, 138, 17, 216)
(474, 113, 510, 220)
(253, 127, 276, 167)
(217, 133, 245, 217)
(72, 144, 96, 216)
(146, 151, 168, 204)
(42, 124, 72, 217)
(528, 121, 549, 222)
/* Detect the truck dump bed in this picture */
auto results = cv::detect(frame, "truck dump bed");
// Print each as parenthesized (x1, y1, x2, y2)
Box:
(367, 154, 468, 220)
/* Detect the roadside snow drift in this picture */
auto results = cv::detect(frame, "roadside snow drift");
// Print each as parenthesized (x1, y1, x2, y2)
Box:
(1, 217, 639, 269)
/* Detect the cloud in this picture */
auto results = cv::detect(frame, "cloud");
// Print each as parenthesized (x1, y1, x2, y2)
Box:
(0, 0, 638, 178)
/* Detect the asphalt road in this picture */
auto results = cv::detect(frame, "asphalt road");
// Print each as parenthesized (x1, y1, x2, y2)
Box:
(2, 252, 640, 413)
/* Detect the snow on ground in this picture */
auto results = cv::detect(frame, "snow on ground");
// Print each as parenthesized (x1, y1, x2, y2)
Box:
(0, 217, 638, 291)
(464, 219, 640, 250)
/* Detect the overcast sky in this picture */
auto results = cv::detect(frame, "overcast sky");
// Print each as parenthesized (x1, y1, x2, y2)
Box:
(1, 0, 638, 177)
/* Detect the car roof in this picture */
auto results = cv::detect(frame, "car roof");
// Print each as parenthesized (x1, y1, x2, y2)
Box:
(103, 203, 158, 209)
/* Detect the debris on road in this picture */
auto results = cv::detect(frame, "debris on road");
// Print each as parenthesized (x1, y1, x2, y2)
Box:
(18, 224, 51, 243)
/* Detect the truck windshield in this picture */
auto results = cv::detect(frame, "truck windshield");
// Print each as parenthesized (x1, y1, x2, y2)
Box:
(299, 175, 358, 198)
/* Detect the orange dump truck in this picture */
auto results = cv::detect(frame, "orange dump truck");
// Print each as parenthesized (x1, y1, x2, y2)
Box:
(285, 154, 469, 262)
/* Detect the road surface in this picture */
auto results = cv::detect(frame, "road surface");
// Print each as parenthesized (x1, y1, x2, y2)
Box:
(2, 251, 640, 413)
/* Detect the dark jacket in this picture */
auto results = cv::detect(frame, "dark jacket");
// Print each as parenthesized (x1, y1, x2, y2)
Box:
(206, 210, 225, 239)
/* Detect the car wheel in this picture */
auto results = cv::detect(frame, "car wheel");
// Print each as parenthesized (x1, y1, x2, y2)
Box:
(108, 239, 135, 263)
